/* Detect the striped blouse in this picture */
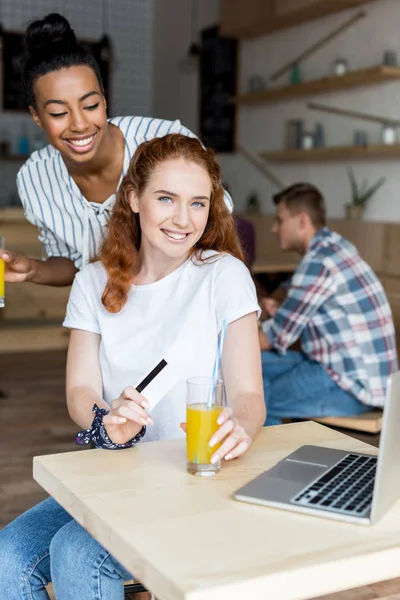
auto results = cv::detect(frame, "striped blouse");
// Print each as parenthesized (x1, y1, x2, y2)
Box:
(17, 116, 233, 269)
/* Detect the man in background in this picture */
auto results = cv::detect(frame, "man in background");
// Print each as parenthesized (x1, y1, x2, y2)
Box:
(259, 183, 397, 426)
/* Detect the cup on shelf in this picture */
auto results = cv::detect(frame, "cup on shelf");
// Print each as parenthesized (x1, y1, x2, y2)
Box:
(383, 51, 397, 66)
(381, 124, 397, 145)
(333, 58, 348, 76)
(301, 131, 315, 150)
(354, 130, 368, 147)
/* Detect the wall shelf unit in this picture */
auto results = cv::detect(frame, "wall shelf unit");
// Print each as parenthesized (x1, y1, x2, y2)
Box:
(233, 65, 400, 105)
(0, 207, 24, 220)
(220, 0, 378, 40)
(261, 144, 400, 162)
(0, 153, 29, 162)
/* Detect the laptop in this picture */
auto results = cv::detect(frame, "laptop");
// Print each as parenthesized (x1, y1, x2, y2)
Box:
(233, 371, 400, 525)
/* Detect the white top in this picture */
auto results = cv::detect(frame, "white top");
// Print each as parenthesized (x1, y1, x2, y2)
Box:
(63, 251, 260, 442)
(17, 116, 234, 269)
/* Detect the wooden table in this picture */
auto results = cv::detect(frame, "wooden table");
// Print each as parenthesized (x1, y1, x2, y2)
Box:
(33, 422, 400, 600)
(252, 259, 298, 274)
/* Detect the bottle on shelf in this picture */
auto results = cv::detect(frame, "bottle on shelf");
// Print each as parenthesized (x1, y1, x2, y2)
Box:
(314, 123, 326, 148)
(31, 126, 45, 152)
(17, 122, 30, 156)
(290, 63, 302, 84)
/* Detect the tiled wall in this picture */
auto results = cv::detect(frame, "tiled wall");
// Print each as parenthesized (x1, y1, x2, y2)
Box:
(0, 0, 153, 206)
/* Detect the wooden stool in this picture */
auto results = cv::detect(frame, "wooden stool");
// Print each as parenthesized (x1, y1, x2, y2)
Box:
(284, 410, 383, 448)
(312, 409, 383, 434)
(46, 580, 149, 599)
(124, 580, 149, 598)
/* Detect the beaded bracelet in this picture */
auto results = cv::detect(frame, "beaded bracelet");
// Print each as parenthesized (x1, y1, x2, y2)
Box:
(75, 404, 146, 450)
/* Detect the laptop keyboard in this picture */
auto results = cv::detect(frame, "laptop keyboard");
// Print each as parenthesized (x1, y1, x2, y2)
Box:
(292, 453, 377, 518)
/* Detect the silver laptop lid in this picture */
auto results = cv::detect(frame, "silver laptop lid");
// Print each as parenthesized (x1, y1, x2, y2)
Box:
(370, 370, 400, 522)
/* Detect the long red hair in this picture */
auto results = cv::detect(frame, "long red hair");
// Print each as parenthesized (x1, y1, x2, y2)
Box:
(100, 133, 244, 313)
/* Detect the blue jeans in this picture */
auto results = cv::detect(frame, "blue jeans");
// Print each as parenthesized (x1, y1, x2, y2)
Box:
(262, 350, 369, 426)
(0, 497, 132, 600)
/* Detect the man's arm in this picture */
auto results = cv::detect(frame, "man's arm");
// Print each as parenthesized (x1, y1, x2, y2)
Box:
(263, 263, 336, 353)
(258, 289, 285, 349)
(259, 324, 271, 350)
(259, 282, 289, 320)
(1, 250, 78, 286)
(270, 285, 288, 304)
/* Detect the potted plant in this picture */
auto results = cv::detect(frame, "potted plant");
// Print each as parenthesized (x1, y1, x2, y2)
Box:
(345, 167, 385, 220)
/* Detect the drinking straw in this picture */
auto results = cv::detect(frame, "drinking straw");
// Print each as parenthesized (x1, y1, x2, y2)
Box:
(207, 320, 227, 408)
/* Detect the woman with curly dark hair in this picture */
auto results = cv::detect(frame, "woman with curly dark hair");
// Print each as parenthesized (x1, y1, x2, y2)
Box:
(1, 12, 232, 287)
(0, 134, 264, 600)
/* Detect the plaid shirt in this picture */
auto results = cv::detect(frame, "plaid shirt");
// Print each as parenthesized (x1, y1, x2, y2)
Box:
(263, 227, 398, 407)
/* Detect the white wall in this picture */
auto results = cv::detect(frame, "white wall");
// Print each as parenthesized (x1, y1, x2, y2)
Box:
(153, 0, 400, 221)
(152, 0, 219, 132)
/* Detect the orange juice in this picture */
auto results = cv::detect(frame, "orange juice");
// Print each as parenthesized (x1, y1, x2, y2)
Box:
(186, 403, 222, 465)
(0, 257, 4, 307)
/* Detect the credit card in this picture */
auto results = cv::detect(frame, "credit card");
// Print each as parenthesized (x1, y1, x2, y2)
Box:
(134, 358, 182, 411)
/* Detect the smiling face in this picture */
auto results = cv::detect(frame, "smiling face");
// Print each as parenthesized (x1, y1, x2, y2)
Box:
(29, 65, 107, 163)
(129, 158, 211, 264)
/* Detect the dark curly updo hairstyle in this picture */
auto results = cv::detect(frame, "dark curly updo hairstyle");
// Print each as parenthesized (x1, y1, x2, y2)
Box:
(23, 13, 104, 107)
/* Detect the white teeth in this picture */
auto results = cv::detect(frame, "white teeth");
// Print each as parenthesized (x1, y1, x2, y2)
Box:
(163, 230, 187, 240)
(69, 135, 94, 147)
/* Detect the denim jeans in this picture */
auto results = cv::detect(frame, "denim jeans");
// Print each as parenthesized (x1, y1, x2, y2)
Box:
(262, 350, 370, 426)
(0, 497, 132, 600)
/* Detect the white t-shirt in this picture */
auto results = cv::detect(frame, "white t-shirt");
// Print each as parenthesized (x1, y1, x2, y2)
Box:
(63, 251, 260, 442)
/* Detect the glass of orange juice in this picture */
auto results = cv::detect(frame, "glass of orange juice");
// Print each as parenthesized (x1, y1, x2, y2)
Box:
(0, 236, 4, 308)
(186, 377, 224, 476)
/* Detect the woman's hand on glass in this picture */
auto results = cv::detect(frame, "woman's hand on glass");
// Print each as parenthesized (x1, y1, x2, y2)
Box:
(208, 407, 252, 463)
(103, 386, 153, 445)
(180, 406, 252, 464)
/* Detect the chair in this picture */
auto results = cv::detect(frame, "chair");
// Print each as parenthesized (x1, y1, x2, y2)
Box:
(234, 216, 255, 269)
(47, 580, 148, 599)
(312, 410, 383, 434)
(124, 580, 149, 598)
(284, 409, 383, 448)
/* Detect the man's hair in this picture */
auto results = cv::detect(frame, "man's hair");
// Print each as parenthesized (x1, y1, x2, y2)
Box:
(272, 183, 326, 227)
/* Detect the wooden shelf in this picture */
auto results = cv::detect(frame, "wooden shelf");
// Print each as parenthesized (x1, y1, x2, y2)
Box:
(220, 0, 377, 39)
(233, 65, 400, 105)
(261, 143, 400, 162)
(0, 320, 69, 353)
(220, 0, 376, 39)
(313, 410, 383, 434)
(252, 260, 298, 274)
(0, 153, 29, 162)
(0, 207, 24, 222)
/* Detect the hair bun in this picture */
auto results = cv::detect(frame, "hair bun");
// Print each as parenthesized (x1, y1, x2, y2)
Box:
(25, 13, 77, 54)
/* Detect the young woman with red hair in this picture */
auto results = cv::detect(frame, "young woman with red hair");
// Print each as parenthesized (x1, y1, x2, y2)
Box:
(0, 134, 265, 600)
